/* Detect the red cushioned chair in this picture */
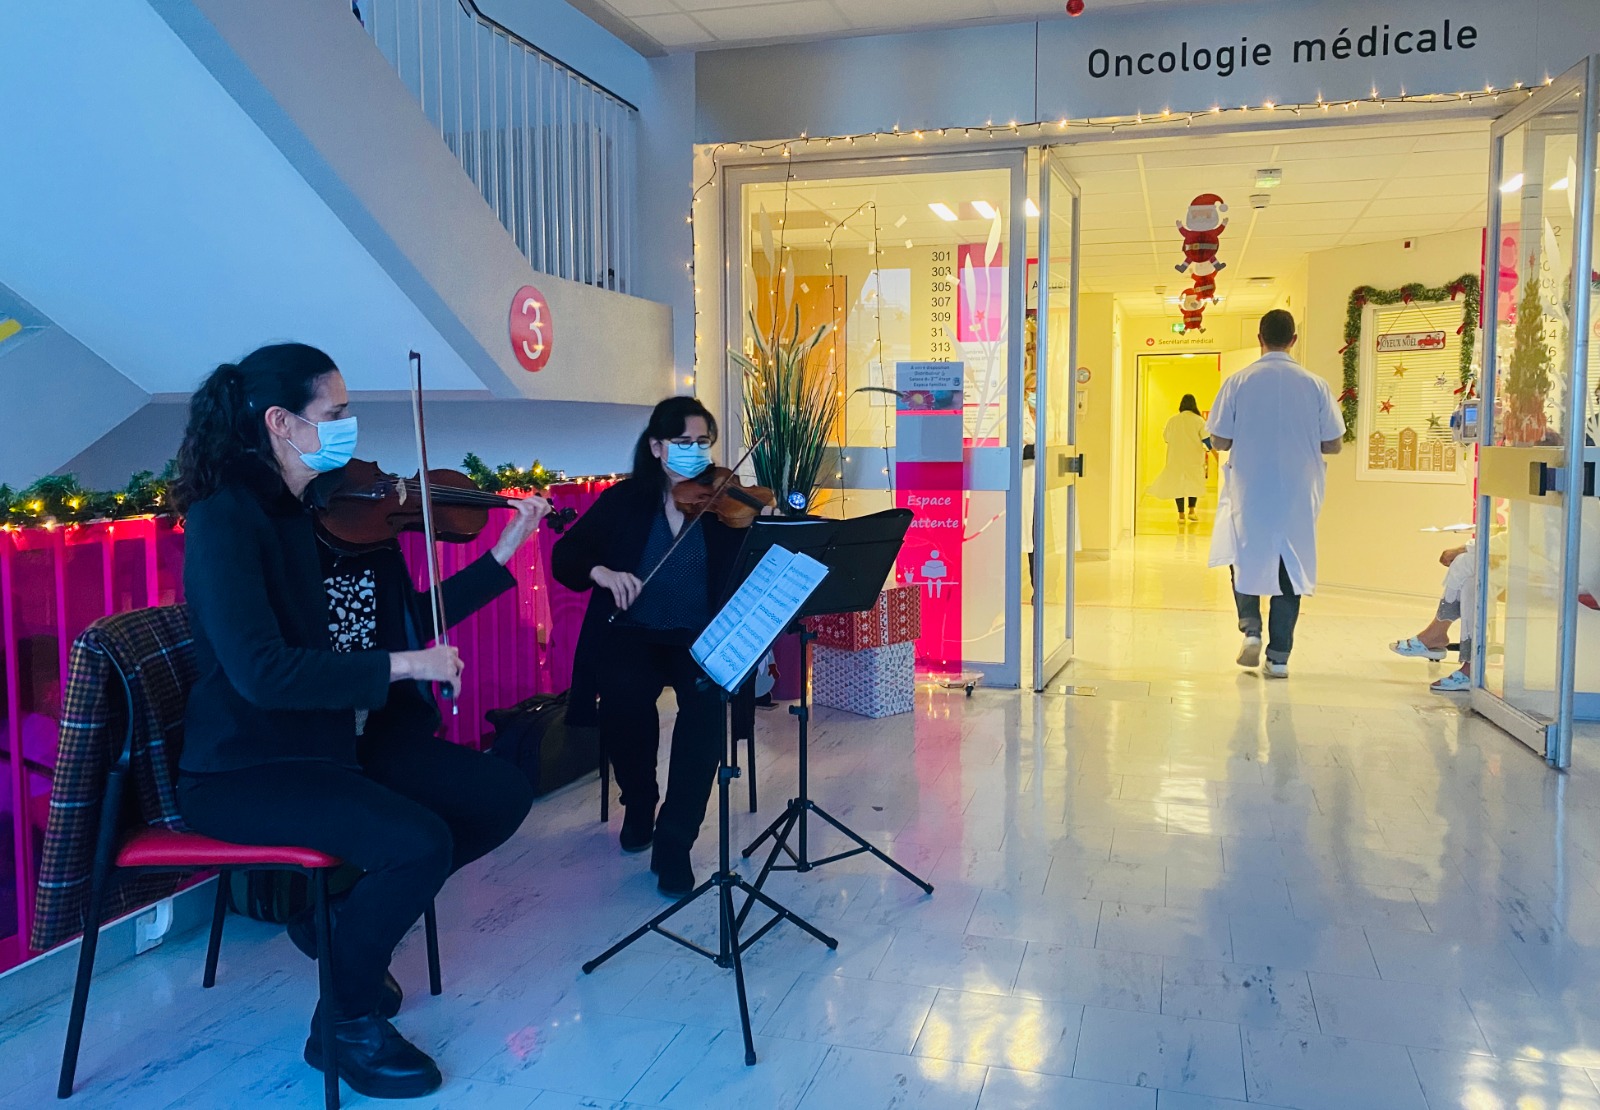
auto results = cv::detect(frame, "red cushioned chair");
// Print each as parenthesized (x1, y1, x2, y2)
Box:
(55, 608, 442, 1110)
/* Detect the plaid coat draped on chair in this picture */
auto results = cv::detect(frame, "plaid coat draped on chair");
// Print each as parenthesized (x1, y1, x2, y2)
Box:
(30, 606, 195, 952)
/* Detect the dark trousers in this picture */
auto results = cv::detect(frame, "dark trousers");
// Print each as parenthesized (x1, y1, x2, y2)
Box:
(598, 633, 724, 852)
(178, 729, 533, 1018)
(1231, 560, 1301, 664)
(1175, 497, 1197, 513)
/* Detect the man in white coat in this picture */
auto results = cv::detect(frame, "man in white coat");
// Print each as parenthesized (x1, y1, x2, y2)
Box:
(1207, 310, 1345, 678)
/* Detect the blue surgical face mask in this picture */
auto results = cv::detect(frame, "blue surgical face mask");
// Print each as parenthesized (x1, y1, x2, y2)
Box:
(665, 441, 712, 479)
(291, 413, 359, 473)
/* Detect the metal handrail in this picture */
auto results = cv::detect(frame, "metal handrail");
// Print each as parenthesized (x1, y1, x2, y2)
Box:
(447, 0, 638, 111)
(356, 0, 637, 293)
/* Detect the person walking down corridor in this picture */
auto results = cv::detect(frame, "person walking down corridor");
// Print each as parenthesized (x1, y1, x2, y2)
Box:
(1148, 393, 1212, 522)
(1207, 310, 1345, 678)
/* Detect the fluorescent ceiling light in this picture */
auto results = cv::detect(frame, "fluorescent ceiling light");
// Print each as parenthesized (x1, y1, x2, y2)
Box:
(972, 200, 997, 219)
(1552, 176, 1571, 190)
(1500, 174, 1525, 193)
(1025, 198, 1040, 218)
(929, 202, 958, 221)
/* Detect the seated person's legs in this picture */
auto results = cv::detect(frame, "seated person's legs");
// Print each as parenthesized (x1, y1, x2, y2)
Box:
(179, 761, 454, 1097)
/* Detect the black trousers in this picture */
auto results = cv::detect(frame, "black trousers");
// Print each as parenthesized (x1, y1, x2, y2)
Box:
(1231, 559, 1301, 665)
(178, 729, 533, 1018)
(1175, 497, 1197, 512)
(597, 632, 724, 852)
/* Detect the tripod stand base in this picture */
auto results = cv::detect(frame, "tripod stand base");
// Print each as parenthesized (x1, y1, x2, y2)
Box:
(583, 865, 837, 1066)
(741, 796, 934, 922)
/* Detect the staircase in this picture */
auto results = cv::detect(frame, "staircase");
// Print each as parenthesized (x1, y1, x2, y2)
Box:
(357, 0, 637, 293)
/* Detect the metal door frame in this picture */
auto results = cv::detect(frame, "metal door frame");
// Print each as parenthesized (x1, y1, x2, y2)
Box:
(1471, 56, 1599, 766)
(720, 149, 1029, 688)
(1033, 148, 1081, 691)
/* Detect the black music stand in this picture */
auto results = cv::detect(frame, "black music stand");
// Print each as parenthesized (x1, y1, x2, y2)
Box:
(581, 547, 839, 1066)
(735, 511, 935, 909)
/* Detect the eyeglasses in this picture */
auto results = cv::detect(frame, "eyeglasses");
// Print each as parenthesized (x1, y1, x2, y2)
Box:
(668, 437, 714, 448)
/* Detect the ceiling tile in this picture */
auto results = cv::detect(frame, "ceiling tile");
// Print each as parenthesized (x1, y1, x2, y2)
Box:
(628, 12, 714, 46)
(600, 0, 680, 15)
(690, 1, 852, 40)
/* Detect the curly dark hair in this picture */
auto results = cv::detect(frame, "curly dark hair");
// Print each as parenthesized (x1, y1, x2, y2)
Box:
(170, 343, 338, 512)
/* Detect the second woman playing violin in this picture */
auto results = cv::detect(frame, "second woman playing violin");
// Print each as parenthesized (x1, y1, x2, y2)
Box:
(552, 396, 753, 896)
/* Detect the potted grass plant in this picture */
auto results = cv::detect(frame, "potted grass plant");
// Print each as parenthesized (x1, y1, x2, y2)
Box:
(732, 303, 838, 515)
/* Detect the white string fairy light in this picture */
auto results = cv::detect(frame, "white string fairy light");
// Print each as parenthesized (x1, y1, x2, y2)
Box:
(686, 84, 1530, 396)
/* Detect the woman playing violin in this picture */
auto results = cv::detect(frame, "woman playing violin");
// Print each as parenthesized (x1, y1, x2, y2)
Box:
(171, 343, 549, 1100)
(552, 396, 748, 897)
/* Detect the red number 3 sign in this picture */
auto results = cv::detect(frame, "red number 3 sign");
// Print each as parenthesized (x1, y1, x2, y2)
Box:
(509, 284, 553, 372)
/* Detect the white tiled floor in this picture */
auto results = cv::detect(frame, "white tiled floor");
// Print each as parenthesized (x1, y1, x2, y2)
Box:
(10, 538, 1600, 1108)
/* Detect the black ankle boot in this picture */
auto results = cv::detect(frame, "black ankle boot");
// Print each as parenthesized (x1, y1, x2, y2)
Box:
(650, 841, 695, 898)
(287, 906, 404, 1019)
(619, 806, 656, 853)
(303, 1010, 442, 1099)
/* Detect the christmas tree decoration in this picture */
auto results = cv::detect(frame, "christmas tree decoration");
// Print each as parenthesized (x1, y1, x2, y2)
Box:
(1502, 260, 1556, 445)
(1339, 274, 1479, 442)
(1380, 398, 1395, 413)
(1393, 362, 1409, 378)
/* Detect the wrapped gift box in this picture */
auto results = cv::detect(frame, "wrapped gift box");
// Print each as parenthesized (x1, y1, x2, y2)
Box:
(812, 641, 915, 719)
(806, 585, 921, 652)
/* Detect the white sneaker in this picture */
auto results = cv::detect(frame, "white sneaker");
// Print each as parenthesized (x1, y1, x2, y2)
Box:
(1237, 635, 1262, 668)
(1264, 661, 1289, 679)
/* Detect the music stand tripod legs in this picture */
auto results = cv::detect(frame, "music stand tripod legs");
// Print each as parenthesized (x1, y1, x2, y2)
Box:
(740, 629, 934, 917)
(582, 686, 837, 1066)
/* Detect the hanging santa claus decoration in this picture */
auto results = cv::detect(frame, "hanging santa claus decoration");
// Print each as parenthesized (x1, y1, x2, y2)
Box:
(1179, 287, 1207, 332)
(1176, 193, 1228, 274)
(1188, 263, 1219, 303)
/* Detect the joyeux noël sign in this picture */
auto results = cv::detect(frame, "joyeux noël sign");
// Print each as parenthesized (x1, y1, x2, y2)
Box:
(1377, 331, 1448, 352)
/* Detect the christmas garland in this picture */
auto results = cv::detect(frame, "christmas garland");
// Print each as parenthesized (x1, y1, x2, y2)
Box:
(2, 455, 559, 529)
(1338, 273, 1480, 442)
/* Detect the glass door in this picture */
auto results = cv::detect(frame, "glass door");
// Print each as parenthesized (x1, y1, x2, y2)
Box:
(724, 152, 1028, 687)
(1473, 57, 1599, 766)
(1033, 151, 1081, 690)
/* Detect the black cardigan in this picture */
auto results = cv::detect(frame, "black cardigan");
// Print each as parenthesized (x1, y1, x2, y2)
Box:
(178, 459, 515, 774)
(551, 478, 744, 725)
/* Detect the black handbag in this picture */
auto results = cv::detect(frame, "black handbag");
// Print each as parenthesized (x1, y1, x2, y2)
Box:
(486, 691, 600, 797)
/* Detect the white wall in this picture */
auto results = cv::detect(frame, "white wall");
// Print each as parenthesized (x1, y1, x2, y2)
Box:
(696, 0, 1598, 143)
(160, 0, 674, 405)
(60, 399, 652, 491)
(0, 327, 150, 486)
(477, 1, 700, 382)
(1304, 227, 1483, 597)
(0, 1, 482, 399)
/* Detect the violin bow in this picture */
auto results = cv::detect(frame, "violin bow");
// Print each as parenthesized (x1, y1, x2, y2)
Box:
(409, 350, 456, 713)
(608, 433, 766, 625)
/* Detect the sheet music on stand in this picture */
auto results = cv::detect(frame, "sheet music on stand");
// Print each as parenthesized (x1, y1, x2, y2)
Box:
(692, 545, 828, 692)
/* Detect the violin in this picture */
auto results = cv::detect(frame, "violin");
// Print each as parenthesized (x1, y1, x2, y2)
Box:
(311, 458, 578, 554)
(672, 466, 777, 529)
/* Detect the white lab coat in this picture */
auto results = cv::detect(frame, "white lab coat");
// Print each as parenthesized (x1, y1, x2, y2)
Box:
(1207, 351, 1345, 596)
(1147, 411, 1210, 500)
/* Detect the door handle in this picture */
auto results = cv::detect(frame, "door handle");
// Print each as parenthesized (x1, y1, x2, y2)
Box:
(1060, 454, 1084, 478)
(1535, 461, 1596, 496)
